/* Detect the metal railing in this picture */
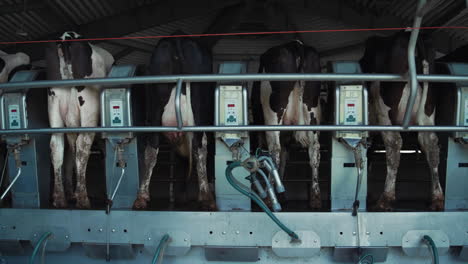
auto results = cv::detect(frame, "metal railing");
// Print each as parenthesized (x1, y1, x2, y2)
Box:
(1, 0, 465, 135)
(0, 73, 467, 135)
(403, 0, 426, 129)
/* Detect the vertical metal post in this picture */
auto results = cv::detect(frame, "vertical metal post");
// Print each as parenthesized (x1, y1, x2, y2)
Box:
(402, 0, 428, 128)
(169, 150, 175, 209)
(242, 87, 248, 125)
(334, 86, 340, 126)
(214, 87, 220, 126)
(363, 87, 369, 125)
(175, 79, 183, 130)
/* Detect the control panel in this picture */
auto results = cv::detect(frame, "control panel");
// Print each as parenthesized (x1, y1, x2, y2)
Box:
(0, 71, 38, 133)
(8, 104, 21, 129)
(109, 99, 124, 127)
(337, 85, 367, 139)
(102, 88, 131, 138)
(101, 65, 136, 139)
(1, 93, 27, 132)
(342, 87, 360, 125)
(219, 85, 243, 126)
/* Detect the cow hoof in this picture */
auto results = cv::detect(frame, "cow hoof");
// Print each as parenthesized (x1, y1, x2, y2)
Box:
(66, 192, 77, 203)
(52, 197, 67, 209)
(374, 195, 395, 212)
(199, 200, 217, 211)
(75, 196, 91, 209)
(52, 192, 67, 208)
(263, 198, 274, 210)
(133, 196, 149, 210)
(309, 191, 322, 210)
(309, 199, 322, 210)
(430, 198, 444, 211)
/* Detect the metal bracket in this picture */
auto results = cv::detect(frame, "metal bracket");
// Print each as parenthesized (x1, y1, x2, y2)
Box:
(30, 226, 71, 252)
(144, 230, 191, 257)
(402, 230, 449, 257)
(205, 246, 259, 262)
(333, 247, 388, 263)
(333, 247, 357, 262)
(271, 230, 320, 258)
(460, 246, 468, 261)
(360, 247, 389, 262)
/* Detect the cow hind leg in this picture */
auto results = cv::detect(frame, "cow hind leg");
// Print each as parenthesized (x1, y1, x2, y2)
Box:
(194, 132, 216, 211)
(266, 131, 281, 171)
(279, 148, 289, 180)
(262, 131, 282, 209)
(417, 132, 444, 211)
(376, 131, 402, 211)
(274, 148, 289, 203)
(74, 89, 99, 209)
(50, 134, 67, 208)
(307, 131, 321, 209)
(74, 133, 93, 209)
(64, 133, 77, 202)
(49, 96, 67, 208)
(133, 143, 159, 210)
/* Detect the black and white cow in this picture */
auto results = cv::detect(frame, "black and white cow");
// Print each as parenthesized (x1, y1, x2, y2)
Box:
(133, 35, 216, 210)
(46, 32, 114, 208)
(251, 40, 323, 209)
(360, 31, 444, 211)
(0, 50, 30, 84)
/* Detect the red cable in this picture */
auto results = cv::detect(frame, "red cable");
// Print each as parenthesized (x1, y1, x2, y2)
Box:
(0, 26, 467, 45)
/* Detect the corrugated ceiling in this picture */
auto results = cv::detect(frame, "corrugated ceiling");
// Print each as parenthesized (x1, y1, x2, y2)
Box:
(0, 0, 467, 66)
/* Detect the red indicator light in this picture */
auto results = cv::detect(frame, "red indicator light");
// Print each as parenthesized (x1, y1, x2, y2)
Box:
(228, 104, 235, 107)
(113, 106, 120, 109)
(11, 109, 17, 112)
(347, 104, 355, 107)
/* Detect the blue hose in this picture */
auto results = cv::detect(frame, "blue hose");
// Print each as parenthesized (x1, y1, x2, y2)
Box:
(151, 234, 170, 264)
(358, 253, 374, 264)
(29, 232, 52, 264)
(423, 235, 439, 264)
(225, 161, 299, 241)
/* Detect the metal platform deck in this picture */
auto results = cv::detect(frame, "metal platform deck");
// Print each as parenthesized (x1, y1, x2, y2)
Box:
(0, 209, 467, 263)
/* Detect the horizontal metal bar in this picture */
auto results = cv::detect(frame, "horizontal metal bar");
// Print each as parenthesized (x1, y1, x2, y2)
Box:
(0, 209, 466, 247)
(0, 125, 467, 135)
(2, 74, 468, 91)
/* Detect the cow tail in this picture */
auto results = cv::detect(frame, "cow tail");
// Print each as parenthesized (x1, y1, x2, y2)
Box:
(294, 40, 306, 73)
(186, 136, 193, 184)
(186, 83, 193, 183)
(416, 37, 429, 89)
(175, 38, 185, 62)
(251, 57, 265, 151)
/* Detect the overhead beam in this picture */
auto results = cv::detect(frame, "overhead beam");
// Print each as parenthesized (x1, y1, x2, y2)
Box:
(295, 0, 405, 31)
(199, 1, 247, 48)
(345, 0, 467, 53)
(0, 1, 46, 15)
(263, 0, 300, 40)
(306, 0, 466, 54)
(114, 47, 134, 61)
(319, 42, 365, 58)
(42, 0, 75, 28)
(6, 0, 240, 61)
(108, 40, 154, 53)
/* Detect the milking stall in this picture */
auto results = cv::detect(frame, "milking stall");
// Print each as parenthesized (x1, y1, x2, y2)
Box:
(1, 0, 468, 263)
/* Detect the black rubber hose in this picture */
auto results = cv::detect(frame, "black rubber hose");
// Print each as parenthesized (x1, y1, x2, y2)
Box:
(422, 235, 439, 264)
(225, 161, 299, 241)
